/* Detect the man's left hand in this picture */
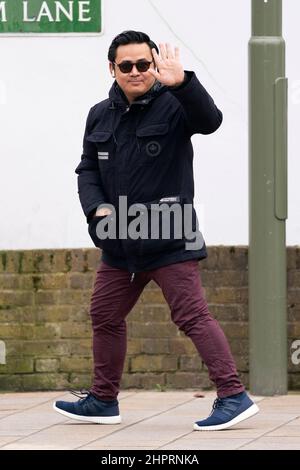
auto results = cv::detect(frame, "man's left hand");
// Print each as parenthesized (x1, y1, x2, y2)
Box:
(149, 43, 185, 87)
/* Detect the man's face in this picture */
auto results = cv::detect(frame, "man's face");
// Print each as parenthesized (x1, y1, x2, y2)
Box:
(110, 43, 156, 102)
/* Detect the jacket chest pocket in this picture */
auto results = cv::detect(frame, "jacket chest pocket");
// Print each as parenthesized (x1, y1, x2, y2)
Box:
(86, 131, 115, 171)
(136, 123, 169, 165)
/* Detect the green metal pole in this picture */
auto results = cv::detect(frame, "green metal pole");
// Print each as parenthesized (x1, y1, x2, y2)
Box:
(249, 0, 288, 395)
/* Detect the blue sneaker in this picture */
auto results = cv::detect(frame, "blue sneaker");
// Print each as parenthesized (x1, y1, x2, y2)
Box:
(193, 391, 259, 431)
(53, 390, 121, 424)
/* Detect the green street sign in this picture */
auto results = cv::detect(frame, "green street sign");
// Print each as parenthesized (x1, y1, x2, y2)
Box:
(0, 0, 102, 34)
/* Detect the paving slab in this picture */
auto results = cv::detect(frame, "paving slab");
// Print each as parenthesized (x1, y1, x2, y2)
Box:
(0, 390, 299, 450)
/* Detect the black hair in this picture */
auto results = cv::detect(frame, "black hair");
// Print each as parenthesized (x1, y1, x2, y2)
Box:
(108, 30, 159, 62)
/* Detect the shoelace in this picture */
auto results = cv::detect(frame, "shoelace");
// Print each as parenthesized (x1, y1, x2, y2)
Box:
(212, 397, 225, 411)
(69, 389, 91, 402)
(211, 396, 241, 417)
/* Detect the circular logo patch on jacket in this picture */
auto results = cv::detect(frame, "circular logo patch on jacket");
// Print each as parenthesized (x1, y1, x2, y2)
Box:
(146, 141, 161, 157)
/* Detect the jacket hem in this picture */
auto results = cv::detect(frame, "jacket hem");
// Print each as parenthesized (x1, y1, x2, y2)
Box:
(101, 246, 208, 273)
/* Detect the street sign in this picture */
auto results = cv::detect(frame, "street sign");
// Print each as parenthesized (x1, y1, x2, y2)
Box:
(0, 0, 102, 34)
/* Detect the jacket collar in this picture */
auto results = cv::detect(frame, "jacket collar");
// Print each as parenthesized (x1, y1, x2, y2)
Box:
(108, 80, 166, 108)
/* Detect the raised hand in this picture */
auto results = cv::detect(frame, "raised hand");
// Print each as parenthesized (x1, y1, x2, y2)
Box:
(148, 43, 185, 87)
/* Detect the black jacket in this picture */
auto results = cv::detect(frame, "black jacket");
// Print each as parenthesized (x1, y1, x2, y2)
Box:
(75, 71, 222, 274)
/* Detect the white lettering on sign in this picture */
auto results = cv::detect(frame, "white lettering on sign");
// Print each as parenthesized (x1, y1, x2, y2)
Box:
(22, 1, 91, 23)
(23, 1, 35, 21)
(36, 2, 54, 22)
(0, 1, 7, 22)
(78, 1, 91, 21)
(55, 1, 73, 22)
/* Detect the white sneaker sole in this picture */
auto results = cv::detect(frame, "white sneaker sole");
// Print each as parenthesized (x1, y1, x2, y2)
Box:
(53, 403, 122, 424)
(193, 402, 259, 431)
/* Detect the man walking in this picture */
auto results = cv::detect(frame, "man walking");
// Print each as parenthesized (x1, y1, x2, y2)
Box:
(54, 31, 259, 431)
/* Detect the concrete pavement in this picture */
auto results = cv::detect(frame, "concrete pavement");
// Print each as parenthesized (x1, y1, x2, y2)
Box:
(0, 390, 300, 450)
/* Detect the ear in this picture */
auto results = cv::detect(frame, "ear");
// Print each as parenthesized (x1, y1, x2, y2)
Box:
(109, 62, 115, 78)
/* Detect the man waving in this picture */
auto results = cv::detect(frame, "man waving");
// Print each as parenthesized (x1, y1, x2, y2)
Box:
(54, 30, 259, 431)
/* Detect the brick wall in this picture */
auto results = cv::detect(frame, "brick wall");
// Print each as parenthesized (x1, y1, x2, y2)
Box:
(0, 247, 299, 392)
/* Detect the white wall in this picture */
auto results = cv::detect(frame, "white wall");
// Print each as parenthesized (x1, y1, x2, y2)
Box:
(0, 0, 299, 249)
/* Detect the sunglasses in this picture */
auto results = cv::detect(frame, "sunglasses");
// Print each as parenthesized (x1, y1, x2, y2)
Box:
(113, 60, 153, 74)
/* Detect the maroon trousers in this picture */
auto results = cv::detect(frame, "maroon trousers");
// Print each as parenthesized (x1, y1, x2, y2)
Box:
(89, 259, 245, 400)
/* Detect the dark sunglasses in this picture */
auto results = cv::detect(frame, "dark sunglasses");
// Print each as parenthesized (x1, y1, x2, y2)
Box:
(113, 60, 153, 74)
